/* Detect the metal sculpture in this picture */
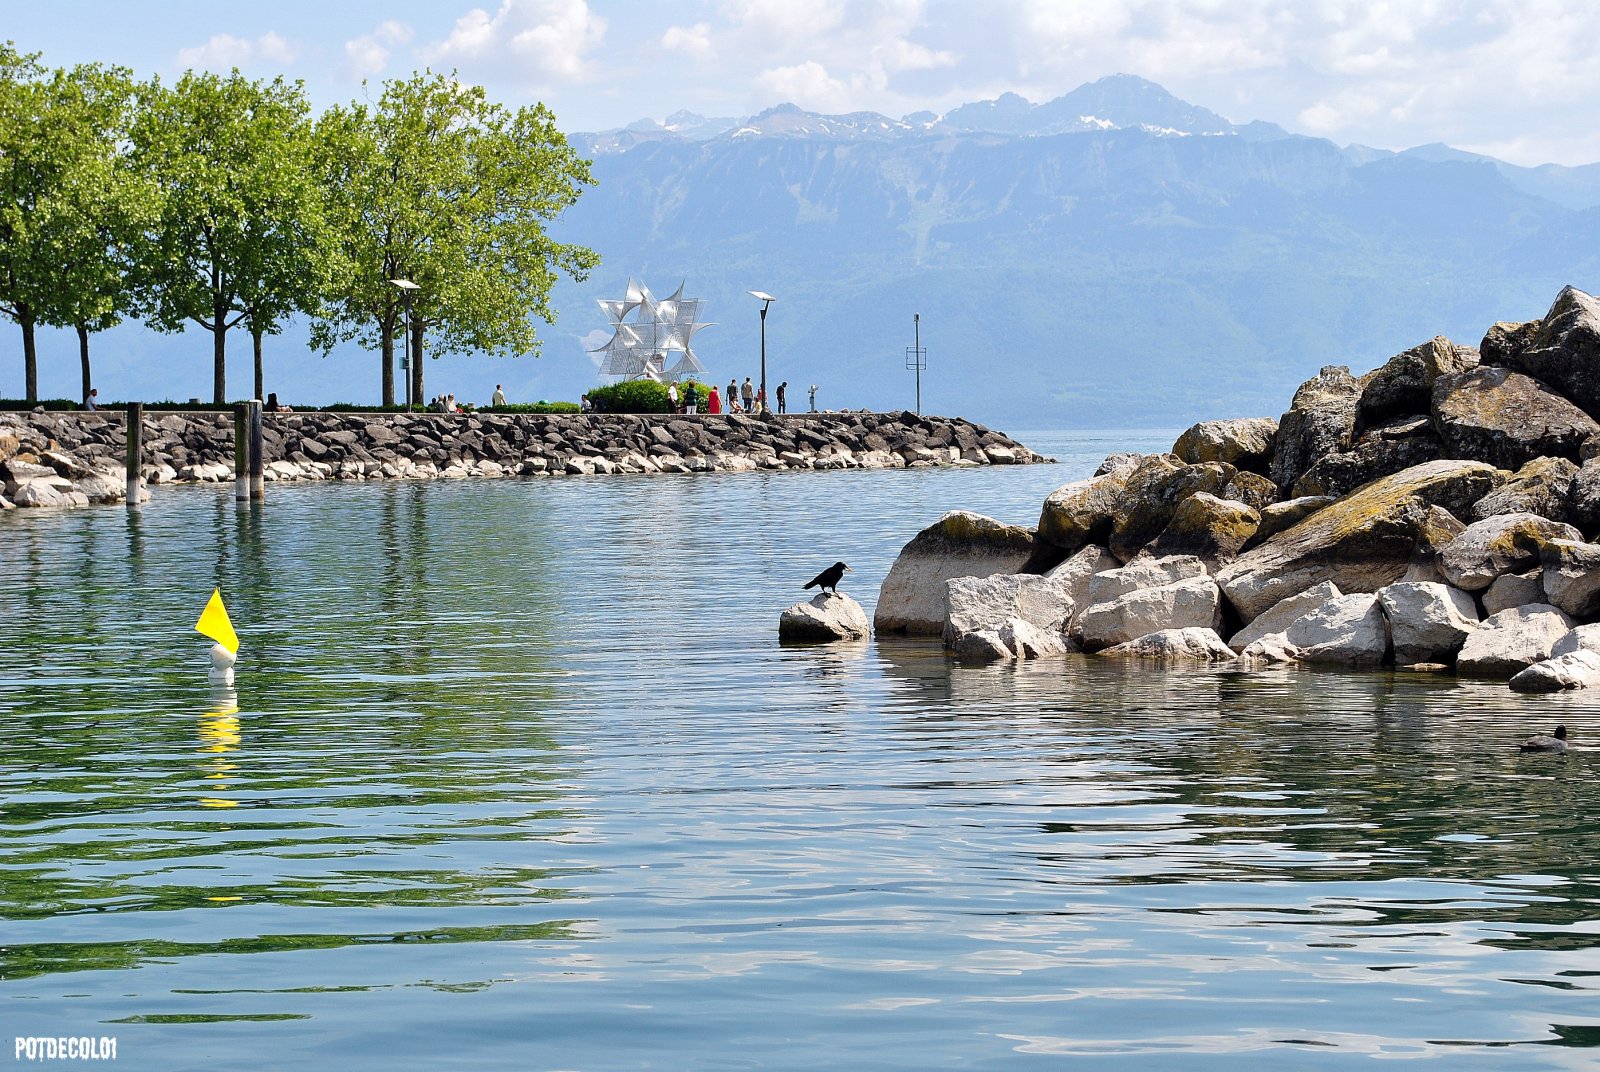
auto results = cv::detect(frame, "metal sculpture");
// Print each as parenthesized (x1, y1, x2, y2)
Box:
(590, 278, 714, 381)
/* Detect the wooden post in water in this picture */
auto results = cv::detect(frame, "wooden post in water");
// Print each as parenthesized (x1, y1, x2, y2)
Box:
(124, 403, 143, 506)
(249, 399, 264, 500)
(234, 402, 250, 502)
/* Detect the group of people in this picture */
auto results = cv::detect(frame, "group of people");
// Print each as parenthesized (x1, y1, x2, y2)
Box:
(666, 377, 821, 415)
(430, 393, 461, 413)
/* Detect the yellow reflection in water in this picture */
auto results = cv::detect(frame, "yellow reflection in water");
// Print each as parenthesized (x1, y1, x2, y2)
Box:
(198, 686, 240, 809)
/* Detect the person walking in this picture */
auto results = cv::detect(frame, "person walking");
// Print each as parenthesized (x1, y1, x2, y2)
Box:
(741, 377, 754, 413)
(808, 384, 818, 412)
(491, 384, 507, 407)
(776, 381, 787, 414)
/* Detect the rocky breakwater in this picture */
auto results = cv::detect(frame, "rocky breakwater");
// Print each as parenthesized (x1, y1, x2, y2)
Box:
(0, 409, 1046, 510)
(876, 284, 1600, 697)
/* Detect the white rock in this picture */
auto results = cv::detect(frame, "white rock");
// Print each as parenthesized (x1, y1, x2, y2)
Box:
(950, 629, 1013, 660)
(1078, 575, 1222, 650)
(11, 479, 70, 507)
(1239, 634, 1301, 664)
(1282, 593, 1390, 667)
(1483, 570, 1542, 616)
(1508, 649, 1600, 693)
(779, 592, 871, 642)
(1377, 581, 1479, 664)
(944, 570, 1078, 650)
(1456, 604, 1576, 677)
(1227, 581, 1342, 651)
(1086, 555, 1208, 605)
(875, 511, 1037, 636)
(1099, 627, 1237, 661)
(1438, 513, 1581, 591)
(1551, 623, 1600, 658)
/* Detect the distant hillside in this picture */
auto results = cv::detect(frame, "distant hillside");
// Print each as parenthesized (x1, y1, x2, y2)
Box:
(548, 75, 1600, 427)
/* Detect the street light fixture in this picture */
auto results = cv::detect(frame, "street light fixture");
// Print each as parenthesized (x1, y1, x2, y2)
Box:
(748, 291, 776, 415)
(389, 279, 420, 410)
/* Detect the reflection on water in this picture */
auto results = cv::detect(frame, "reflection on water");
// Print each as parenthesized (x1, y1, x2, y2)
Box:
(2, 432, 1598, 1069)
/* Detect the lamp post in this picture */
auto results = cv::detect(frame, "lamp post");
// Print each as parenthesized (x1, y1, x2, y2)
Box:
(389, 279, 420, 409)
(905, 312, 926, 415)
(748, 291, 776, 415)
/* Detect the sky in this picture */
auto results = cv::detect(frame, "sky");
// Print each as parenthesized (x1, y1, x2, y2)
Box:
(10, 0, 1600, 168)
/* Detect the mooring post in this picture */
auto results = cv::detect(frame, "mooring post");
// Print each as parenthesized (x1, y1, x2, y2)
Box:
(234, 402, 250, 502)
(249, 399, 264, 500)
(124, 402, 143, 507)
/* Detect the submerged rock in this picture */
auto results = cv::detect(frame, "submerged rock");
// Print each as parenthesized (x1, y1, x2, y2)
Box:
(1508, 649, 1600, 693)
(1078, 576, 1223, 651)
(1282, 593, 1391, 667)
(1456, 604, 1575, 677)
(1099, 627, 1237, 662)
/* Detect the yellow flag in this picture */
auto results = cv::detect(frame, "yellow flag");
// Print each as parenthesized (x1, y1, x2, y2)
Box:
(195, 589, 240, 654)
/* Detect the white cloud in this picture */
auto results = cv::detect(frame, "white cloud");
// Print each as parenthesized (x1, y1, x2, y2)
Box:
(662, 22, 714, 60)
(423, 0, 606, 81)
(343, 21, 414, 79)
(756, 61, 851, 112)
(177, 32, 300, 70)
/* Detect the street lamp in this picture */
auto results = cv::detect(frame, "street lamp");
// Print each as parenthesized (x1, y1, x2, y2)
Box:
(389, 279, 420, 409)
(748, 291, 776, 415)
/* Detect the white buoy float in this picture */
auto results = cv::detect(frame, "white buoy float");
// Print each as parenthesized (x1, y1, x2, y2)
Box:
(195, 588, 240, 687)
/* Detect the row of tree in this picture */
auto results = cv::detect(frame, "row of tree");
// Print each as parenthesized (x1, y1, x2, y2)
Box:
(0, 42, 599, 405)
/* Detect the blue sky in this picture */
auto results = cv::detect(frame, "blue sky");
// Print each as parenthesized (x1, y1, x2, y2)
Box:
(12, 0, 1600, 167)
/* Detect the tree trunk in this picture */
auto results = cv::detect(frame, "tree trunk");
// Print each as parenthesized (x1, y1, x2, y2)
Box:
(252, 323, 264, 402)
(410, 317, 425, 408)
(212, 300, 228, 405)
(77, 322, 92, 404)
(381, 312, 395, 407)
(20, 303, 38, 402)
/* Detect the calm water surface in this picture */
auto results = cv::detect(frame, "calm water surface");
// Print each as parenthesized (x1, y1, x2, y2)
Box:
(3, 430, 1598, 1070)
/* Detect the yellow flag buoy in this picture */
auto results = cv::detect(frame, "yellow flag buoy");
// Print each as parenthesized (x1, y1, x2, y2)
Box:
(195, 589, 240, 654)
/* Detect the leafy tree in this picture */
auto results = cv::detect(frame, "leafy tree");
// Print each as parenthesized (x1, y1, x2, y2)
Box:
(0, 42, 50, 399)
(127, 70, 323, 404)
(313, 71, 599, 406)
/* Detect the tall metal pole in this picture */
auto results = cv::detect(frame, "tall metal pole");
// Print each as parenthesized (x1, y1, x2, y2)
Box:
(758, 304, 768, 415)
(914, 313, 921, 416)
(403, 291, 413, 410)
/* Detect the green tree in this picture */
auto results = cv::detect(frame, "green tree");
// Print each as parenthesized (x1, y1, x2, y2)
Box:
(127, 70, 323, 404)
(313, 71, 599, 406)
(0, 42, 50, 400)
(39, 63, 147, 404)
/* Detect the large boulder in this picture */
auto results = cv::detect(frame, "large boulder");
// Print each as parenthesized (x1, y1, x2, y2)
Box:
(1145, 492, 1260, 565)
(1483, 570, 1543, 615)
(1171, 418, 1277, 473)
(1552, 622, 1600, 658)
(1282, 593, 1391, 667)
(1099, 627, 1237, 662)
(874, 511, 1036, 635)
(943, 568, 1082, 650)
(1291, 433, 1442, 499)
(1508, 649, 1600, 693)
(1456, 604, 1576, 676)
(1228, 581, 1342, 652)
(1437, 513, 1582, 591)
(1432, 365, 1599, 469)
(1377, 581, 1479, 664)
(950, 618, 1072, 661)
(1036, 469, 1131, 552)
(1483, 286, 1600, 421)
(1358, 336, 1479, 426)
(1077, 576, 1223, 651)
(1469, 456, 1577, 523)
(1540, 538, 1600, 618)
(1044, 544, 1120, 614)
(1087, 555, 1208, 605)
(779, 592, 871, 642)
(1106, 456, 1274, 562)
(1216, 460, 1502, 621)
(1565, 456, 1600, 535)
(1270, 365, 1363, 492)
(1247, 495, 1335, 549)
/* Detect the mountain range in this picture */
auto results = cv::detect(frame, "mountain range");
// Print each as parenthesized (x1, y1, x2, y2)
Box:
(19, 75, 1600, 429)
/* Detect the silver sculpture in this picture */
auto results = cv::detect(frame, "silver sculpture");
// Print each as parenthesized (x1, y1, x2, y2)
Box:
(590, 278, 714, 381)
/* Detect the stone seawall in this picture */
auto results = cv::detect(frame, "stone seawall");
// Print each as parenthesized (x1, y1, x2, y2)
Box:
(0, 409, 1048, 508)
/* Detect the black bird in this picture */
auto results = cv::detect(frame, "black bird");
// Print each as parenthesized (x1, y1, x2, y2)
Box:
(1520, 725, 1569, 753)
(804, 561, 851, 595)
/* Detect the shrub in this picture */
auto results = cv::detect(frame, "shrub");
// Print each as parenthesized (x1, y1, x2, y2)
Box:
(586, 379, 713, 414)
(494, 401, 581, 414)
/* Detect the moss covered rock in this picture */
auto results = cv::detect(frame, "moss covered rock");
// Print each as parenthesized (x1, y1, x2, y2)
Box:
(1438, 512, 1582, 591)
(1432, 365, 1598, 470)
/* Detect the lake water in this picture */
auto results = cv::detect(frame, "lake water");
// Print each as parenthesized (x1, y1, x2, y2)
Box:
(3, 430, 1598, 1071)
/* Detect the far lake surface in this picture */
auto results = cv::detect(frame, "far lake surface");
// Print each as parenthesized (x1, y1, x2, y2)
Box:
(3, 430, 1598, 1070)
